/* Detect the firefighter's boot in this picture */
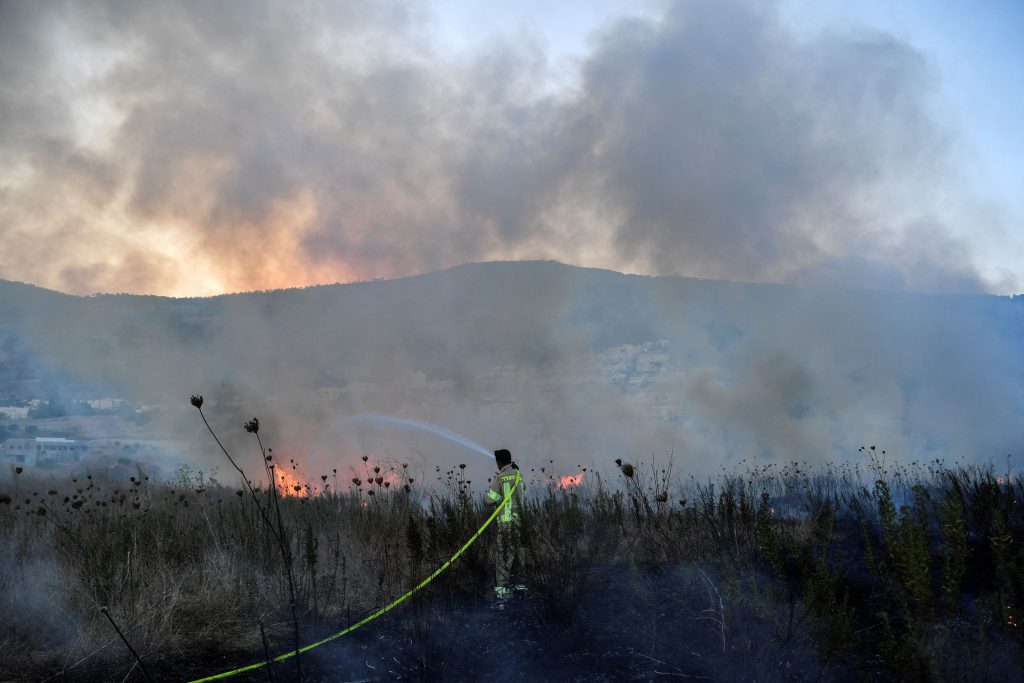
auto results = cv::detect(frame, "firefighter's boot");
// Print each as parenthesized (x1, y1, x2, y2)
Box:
(494, 585, 511, 610)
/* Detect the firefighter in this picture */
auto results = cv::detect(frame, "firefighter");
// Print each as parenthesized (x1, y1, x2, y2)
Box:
(485, 448, 526, 604)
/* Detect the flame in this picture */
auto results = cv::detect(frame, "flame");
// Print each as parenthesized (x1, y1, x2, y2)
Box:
(559, 472, 585, 489)
(274, 467, 308, 497)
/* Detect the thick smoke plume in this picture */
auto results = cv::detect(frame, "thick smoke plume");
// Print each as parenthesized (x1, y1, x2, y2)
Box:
(0, 0, 1005, 296)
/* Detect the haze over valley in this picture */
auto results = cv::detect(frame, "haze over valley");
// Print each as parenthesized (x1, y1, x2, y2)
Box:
(2, 261, 1021, 486)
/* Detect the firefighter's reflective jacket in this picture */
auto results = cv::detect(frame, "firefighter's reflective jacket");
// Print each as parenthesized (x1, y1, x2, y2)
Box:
(486, 464, 524, 523)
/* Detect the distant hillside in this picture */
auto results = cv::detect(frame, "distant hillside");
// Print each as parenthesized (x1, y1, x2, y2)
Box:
(1, 261, 1022, 463)
(0, 261, 1017, 390)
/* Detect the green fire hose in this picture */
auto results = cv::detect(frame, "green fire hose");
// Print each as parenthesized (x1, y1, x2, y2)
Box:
(189, 473, 520, 682)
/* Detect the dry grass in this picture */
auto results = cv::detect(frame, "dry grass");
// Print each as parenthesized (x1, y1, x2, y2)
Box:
(1, 440, 1022, 680)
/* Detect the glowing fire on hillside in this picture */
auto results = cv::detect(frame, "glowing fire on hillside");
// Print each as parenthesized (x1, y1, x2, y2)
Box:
(560, 472, 585, 489)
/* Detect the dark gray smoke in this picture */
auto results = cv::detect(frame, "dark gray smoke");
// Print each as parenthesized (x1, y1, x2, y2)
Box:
(0, 0, 1004, 295)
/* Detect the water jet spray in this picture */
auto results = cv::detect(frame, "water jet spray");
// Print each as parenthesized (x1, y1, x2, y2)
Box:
(345, 414, 492, 460)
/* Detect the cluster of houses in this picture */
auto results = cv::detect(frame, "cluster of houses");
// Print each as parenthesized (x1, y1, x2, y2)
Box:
(0, 397, 135, 466)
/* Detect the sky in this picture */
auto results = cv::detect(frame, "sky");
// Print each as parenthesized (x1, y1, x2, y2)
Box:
(0, 0, 1021, 297)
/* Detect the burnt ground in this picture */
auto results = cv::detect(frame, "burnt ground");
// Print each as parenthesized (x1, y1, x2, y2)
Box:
(53, 565, 855, 683)
(58, 597, 699, 682)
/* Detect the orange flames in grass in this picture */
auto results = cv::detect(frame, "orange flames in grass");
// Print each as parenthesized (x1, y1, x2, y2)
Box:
(273, 467, 308, 497)
(559, 472, 585, 489)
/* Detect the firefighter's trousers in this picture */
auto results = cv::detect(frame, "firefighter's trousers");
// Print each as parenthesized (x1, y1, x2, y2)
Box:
(495, 522, 524, 593)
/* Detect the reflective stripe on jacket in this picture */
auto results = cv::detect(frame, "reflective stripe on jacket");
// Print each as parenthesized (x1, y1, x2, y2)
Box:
(486, 464, 524, 523)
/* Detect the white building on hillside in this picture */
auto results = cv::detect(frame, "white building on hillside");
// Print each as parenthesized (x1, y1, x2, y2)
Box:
(87, 398, 127, 410)
(1, 437, 87, 465)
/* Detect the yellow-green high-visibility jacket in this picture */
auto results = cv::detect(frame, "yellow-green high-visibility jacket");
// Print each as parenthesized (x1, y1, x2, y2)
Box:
(486, 464, 524, 523)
